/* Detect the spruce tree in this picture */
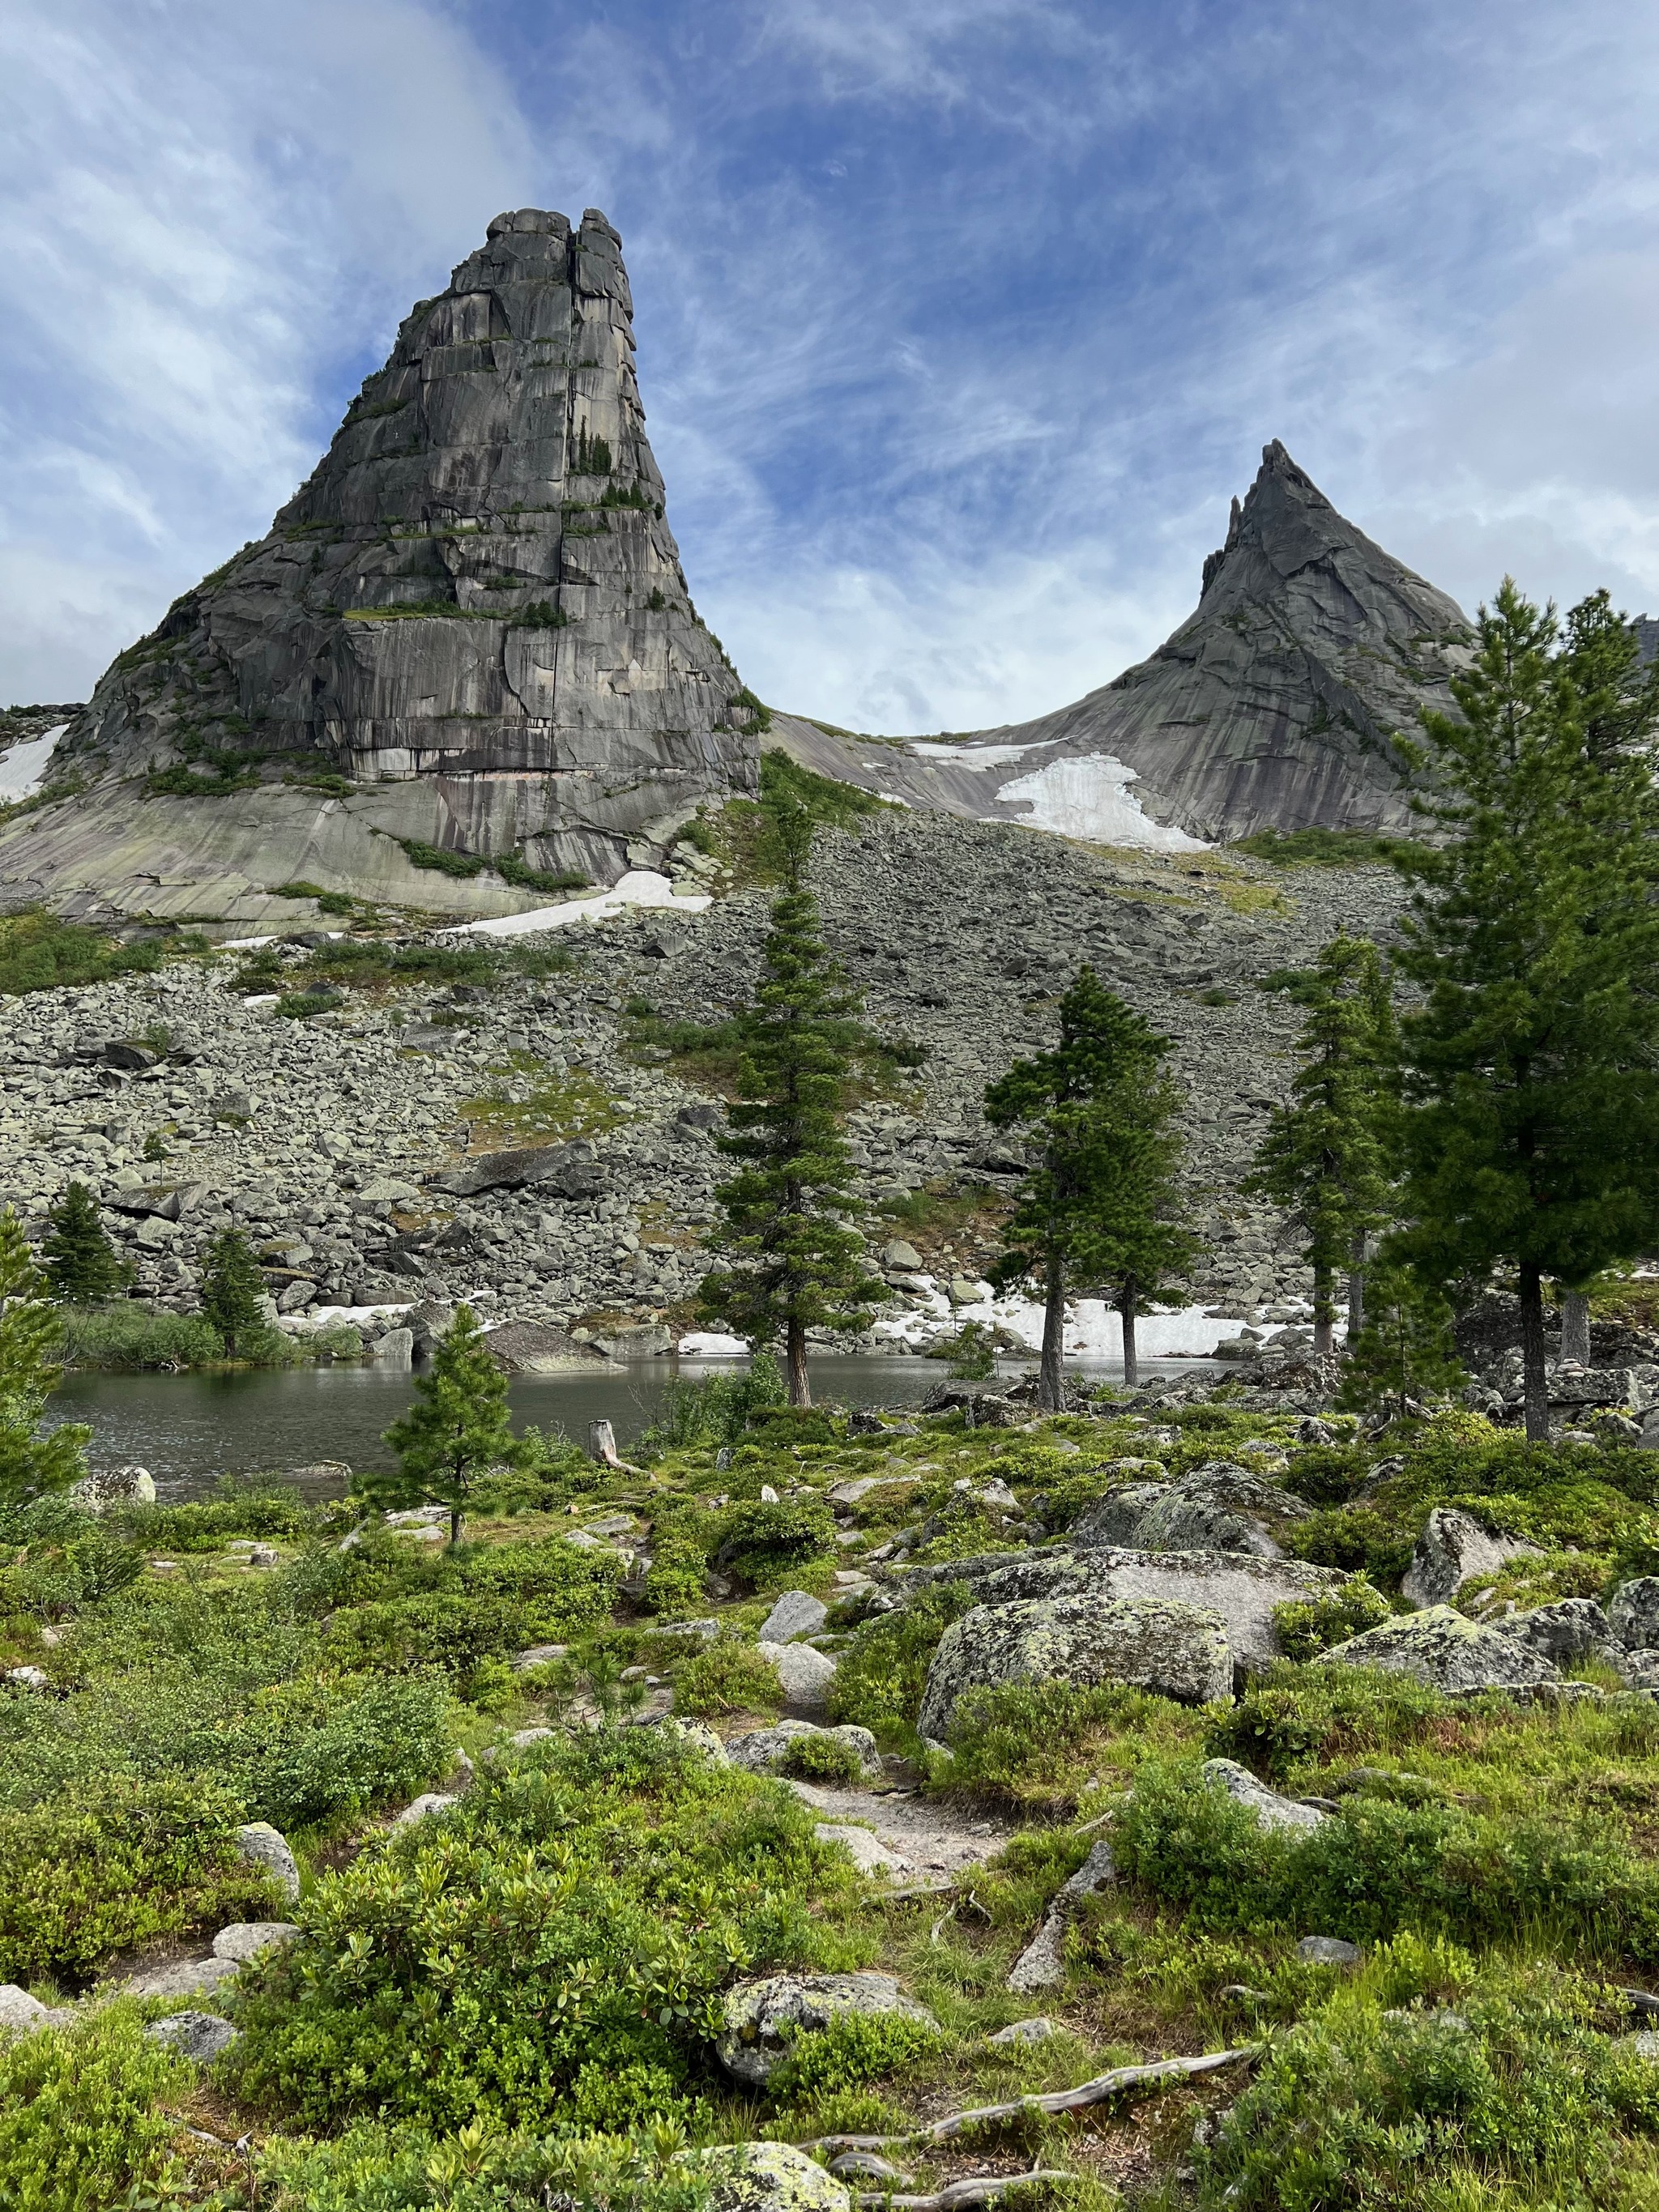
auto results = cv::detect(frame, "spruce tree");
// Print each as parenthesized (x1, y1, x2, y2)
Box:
(364, 1303, 516, 1546)
(700, 803, 885, 1405)
(1391, 580, 1659, 1440)
(0, 1206, 91, 1510)
(41, 1182, 127, 1305)
(1244, 935, 1396, 1354)
(199, 1228, 268, 1360)
(986, 968, 1198, 1406)
(1335, 1260, 1464, 1422)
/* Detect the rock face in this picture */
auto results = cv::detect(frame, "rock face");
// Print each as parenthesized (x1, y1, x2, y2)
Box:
(6, 209, 754, 926)
(1317, 1605, 1562, 1693)
(1401, 1508, 1540, 1608)
(1070, 1463, 1310, 1560)
(770, 441, 1469, 845)
(919, 1592, 1234, 1737)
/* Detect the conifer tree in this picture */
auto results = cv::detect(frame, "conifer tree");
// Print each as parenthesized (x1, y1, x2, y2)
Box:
(199, 1228, 268, 1360)
(699, 801, 885, 1404)
(1335, 1260, 1464, 1422)
(1244, 935, 1396, 1354)
(0, 1206, 90, 1509)
(1391, 580, 1659, 1440)
(986, 968, 1198, 1406)
(41, 1182, 128, 1306)
(365, 1304, 516, 1546)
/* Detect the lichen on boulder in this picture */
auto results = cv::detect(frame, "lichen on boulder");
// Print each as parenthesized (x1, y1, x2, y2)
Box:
(1316, 1604, 1562, 1693)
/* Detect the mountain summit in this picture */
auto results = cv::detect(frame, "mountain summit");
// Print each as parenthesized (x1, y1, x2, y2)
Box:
(775, 441, 1470, 846)
(6, 209, 756, 926)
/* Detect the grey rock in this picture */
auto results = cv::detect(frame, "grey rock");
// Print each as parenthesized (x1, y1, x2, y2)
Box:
(919, 1593, 1233, 1739)
(1203, 1758, 1329, 1835)
(716, 1971, 937, 2086)
(1071, 1462, 1309, 1560)
(394, 1792, 458, 1827)
(881, 1239, 924, 1271)
(1317, 1605, 1562, 1693)
(126, 1955, 241, 2001)
(510, 1642, 569, 1670)
(5, 1665, 49, 1690)
(1401, 1508, 1541, 1608)
(24, 209, 755, 923)
(1620, 1648, 1659, 1690)
(1296, 1935, 1361, 1965)
(814, 1823, 906, 1876)
(232, 1820, 301, 1903)
(726, 1720, 881, 1775)
(69, 1461, 156, 1511)
(759, 1591, 830, 1643)
(430, 1142, 604, 1200)
(1629, 2031, 1659, 2062)
(1492, 1599, 1610, 1668)
(211, 1920, 301, 1963)
(1610, 1579, 1659, 1652)
(369, 1326, 413, 1366)
(1007, 1839, 1117, 1991)
(829, 2153, 914, 2183)
(758, 1639, 838, 1712)
(0, 1983, 68, 2036)
(987, 2016, 1057, 2044)
(145, 2010, 240, 2061)
(702, 2142, 851, 2212)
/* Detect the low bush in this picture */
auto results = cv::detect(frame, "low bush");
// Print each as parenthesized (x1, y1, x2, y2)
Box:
(640, 1353, 788, 1455)
(0, 909, 172, 995)
(0, 2004, 194, 2212)
(778, 1733, 867, 1785)
(1270, 1579, 1392, 1661)
(228, 1725, 851, 2131)
(711, 1497, 836, 1589)
(118, 1477, 322, 1552)
(55, 1304, 224, 1371)
(672, 1639, 783, 1719)
(830, 1582, 975, 1741)
(936, 1678, 1205, 1812)
(770, 2009, 947, 2103)
(260, 2120, 720, 2212)
(0, 1772, 277, 1984)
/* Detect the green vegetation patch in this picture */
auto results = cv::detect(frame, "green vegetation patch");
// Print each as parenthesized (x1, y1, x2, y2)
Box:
(0, 910, 177, 995)
(1234, 825, 1411, 867)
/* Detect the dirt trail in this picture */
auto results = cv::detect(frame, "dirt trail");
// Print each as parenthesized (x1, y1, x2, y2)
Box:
(786, 1778, 1017, 1879)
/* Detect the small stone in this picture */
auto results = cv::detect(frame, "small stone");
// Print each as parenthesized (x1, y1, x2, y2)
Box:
(1296, 1935, 1361, 1966)
(394, 1792, 458, 1827)
(233, 1820, 301, 1902)
(146, 2010, 240, 2061)
(987, 2015, 1056, 2044)
(814, 1823, 906, 1876)
(510, 1643, 569, 1671)
(211, 1920, 301, 1963)
(1204, 1758, 1329, 1835)
(757, 1640, 838, 1712)
(4, 1666, 49, 1691)
(758, 1591, 830, 1643)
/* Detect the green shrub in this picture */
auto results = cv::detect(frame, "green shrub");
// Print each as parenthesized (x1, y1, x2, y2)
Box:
(1286, 1503, 1416, 1582)
(396, 837, 486, 879)
(1205, 1664, 1465, 1783)
(1282, 1444, 1374, 1506)
(322, 1591, 570, 1692)
(936, 1678, 1206, 1811)
(642, 1517, 716, 1618)
(770, 2008, 946, 2102)
(119, 1478, 321, 1552)
(830, 1583, 974, 1740)
(778, 1733, 867, 1784)
(712, 1497, 836, 1589)
(0, 1773, 277, 1984)
(672, 1639, 783, 1718)
(259, 2120, 720, 2212)
(1271, 1580, 1392, 1662)
(0, 910, 170, 995)
(0, 2004, 194, 2212)
(56, 1304, 244, 1371)
(227, 1725, 850, 2130)
(641, 1353, 787, 1455)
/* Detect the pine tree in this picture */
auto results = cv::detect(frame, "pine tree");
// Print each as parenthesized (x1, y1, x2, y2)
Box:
(1391, 580, 1659, 1440)
(700, 798, 885, 1404)
(1244, 935, 1396, 1354)
(0, 1206, 91, 1510)
(1335, 1260, 1464, 1422)
(986, 967, 1199, 1406)
(41, 1182, 128, 1305)
(199, 1228, 268, 1360)
(362, 1303, 517, 1545)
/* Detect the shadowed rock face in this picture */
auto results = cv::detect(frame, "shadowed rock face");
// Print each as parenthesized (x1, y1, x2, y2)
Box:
(772, 441, 1471, 845)
(44, 207, 756, 896)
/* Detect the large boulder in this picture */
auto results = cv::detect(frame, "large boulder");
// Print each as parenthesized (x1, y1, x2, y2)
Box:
(429, 1141, 603, 1200)
(716, 1971, 937, 2087)
(69, 1464, 156, 1512)
(757, 1640, 838, 1713)
(903, 1544, 1351, 1674)
(703, 2143, 851, 2212)
(726, 1720, 880, 1776)
(919, 1593, 1232, 1739)
(1071, 1462, 1310, 1561)
(758, 1592, 830, 1643)
(1491, 1599, 1611, 1669)
(1401, 1508, 1541, 1607)
(1609, 1579, 1659, 1652)
(1317, 1605, 1562, 1693)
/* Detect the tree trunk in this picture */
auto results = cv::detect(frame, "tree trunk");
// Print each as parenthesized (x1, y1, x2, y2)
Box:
(449, 1506, 463, 1549)
(1038, 1248, 1067, 1413)
(590, 1418, 623, 1467)
(1120, 1276, 1140, 1388)
(1519, 1262, 1550, 1442)
(1312, 1260, 1336, 1355)
(1347, 1232, 1369, 1338)
(787, 1319, 811, 1408)
(1559, 1289, 1591, 1366)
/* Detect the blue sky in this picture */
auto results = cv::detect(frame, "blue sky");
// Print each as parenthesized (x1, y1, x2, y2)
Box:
(4, 1, 1659, 733)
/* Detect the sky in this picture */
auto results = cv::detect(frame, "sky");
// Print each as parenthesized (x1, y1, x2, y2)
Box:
(4, 1, 1659, 735)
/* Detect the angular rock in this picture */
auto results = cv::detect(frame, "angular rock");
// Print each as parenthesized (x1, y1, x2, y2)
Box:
(726, 1720, 881, 1775)
(1296, 1935, 1361, 1966)
(759, 1591, 830, 1644)
(1610, 1579, 1659, 1652)
(1316, 1605, 1562, 1693)
(1203, 1758, 1329, 1835)
(1492, 1599, 1610, 1669)
(1401, 1508, 1540, 1608)
(394, 1792, 458, 1827)
(233, 1820, 301, 1903)
(0, 1984, 63, 2036)
(25, 209, 757, 923)
(146, 2010, 240, 2062)
(716, 1971, 937, 2086)
(919, 1594, 1233, 1739)
(987, 2016, 1057, 2044)
(429, 1142, 603, 1200)
(211, 1920, 301, 1963)
(703, 2142, 851, 2212)
(1007, 1839, 1117, 1991)
(814, 1822, 906, 1877)
(758, 1639, 838, 1712)
(1071, 1462, 1310, 1560)
(1621, 1649, 1659, 1690)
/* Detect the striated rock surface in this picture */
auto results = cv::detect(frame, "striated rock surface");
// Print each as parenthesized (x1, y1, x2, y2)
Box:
(772, 441, 1470, 846)
(4, 209, 755, 927)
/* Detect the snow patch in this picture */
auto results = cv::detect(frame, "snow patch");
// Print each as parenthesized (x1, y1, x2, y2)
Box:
(909, 739, 1052, 767)
(0, 725, 66, 800)
(676, 1331, 750, 1358)
(443, 870, 710, 939)
(995, 753, 1209, 852)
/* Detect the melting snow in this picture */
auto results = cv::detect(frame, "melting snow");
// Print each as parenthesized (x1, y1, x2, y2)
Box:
(909, 739, 1053, 767)
(995, 752, 1209, 852)
(444, 870, 711, 939)
(0, 725, 66, 800)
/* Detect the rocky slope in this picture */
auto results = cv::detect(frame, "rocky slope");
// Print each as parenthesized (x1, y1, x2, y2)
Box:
(0, 810, 1404, 1336)
(779, 441, 1471, 846)
(0, 209, 756, 931)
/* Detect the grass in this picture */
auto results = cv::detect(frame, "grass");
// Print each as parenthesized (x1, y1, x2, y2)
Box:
(458, 1053, 633, 1144)
(1231, 825, 1411, 867)
(0, 910, 198, 996)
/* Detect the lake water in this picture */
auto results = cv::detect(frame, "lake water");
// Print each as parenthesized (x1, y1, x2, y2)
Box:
(45, 1357, 1208, 1498)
